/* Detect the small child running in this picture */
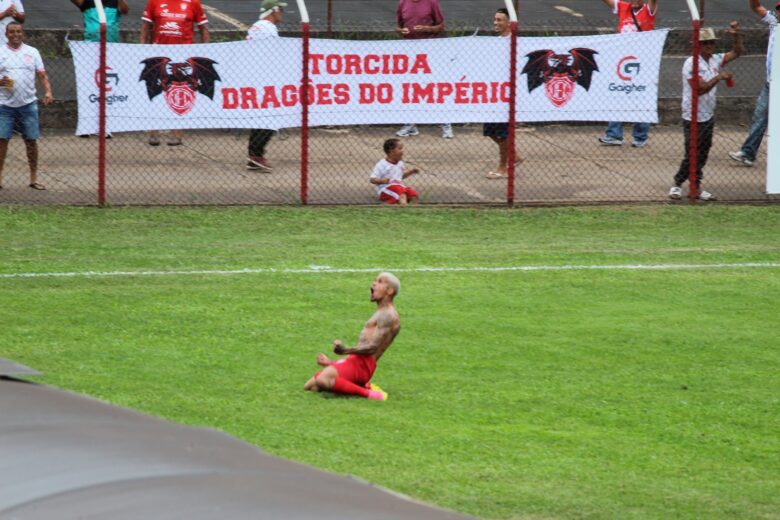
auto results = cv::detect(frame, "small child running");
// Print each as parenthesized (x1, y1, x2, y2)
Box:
(370, 138, 420, 205)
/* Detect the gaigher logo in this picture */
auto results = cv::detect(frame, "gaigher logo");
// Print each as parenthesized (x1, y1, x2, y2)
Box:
(91, 65, 128, 105)
(139, 57, 221, 116)
(610, 55, 646, 95)
(521, 48, 599, 108)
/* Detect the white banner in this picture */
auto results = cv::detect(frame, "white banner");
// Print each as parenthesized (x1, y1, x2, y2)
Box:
(72, 30, 668, 134)
(767, 27, 780, 193)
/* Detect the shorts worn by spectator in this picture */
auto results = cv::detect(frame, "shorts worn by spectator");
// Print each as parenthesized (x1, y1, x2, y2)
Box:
(670, 24, 742, 201)
(728, 0, 778, 167)
(246, 0, 286, 173)
(395, 0, 452, 139)
(598, 0, 658, 147)
(304, 273, 402, 401)
(140, 0, 209, 146)
(0, 23, 53, 191)
(0, 0, 24, 47)
(370, 138, 419, 205)
(483, 9, 523, 180)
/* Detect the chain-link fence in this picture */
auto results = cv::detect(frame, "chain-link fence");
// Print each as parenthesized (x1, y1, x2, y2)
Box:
(2, 9, 776, 206)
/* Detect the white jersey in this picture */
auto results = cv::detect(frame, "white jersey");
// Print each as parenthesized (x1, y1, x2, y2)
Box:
(247, 19, 278, 40)
(0, 43, 44, 107)
(0, 0, 24, 46)
(681, 52, 723, 122)
(370, 158, 405, 195)
(762, 12, 778, 78)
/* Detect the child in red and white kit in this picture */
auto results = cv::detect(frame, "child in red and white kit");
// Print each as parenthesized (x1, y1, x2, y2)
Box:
(369, 138, 420, 205)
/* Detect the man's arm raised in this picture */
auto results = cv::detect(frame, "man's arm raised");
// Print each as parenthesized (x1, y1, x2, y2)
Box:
(750, 0, 768, 17)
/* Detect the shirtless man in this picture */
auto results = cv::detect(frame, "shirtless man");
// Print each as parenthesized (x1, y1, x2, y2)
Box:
(304, 273, 401, 401)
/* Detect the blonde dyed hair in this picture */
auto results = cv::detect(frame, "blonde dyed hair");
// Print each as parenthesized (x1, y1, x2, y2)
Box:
(379, 272, 400, 297)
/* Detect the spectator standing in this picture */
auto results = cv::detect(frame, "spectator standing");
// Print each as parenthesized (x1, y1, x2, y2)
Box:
(0, 23, 53, 190)
(598, 0, 658, 147)
(728, 0, 778, 167)
(370, 138, 419, 205)
(141, 0, 209, 146)
(395, 0, 453, 139)
(245, 0, 286, 173)
(0, 0, 24, 46)
(484, 8, 523, 179)
(71, 0, 128, 43)
(669, 24, 742, 201)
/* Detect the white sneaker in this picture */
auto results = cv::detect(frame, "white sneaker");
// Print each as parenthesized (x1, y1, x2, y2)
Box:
(698, 190, 716, 201)
(598, 136, 623, 146)
(441, 124, 454, 139)
(396, 125, 419, 137)
(728, 151, 754, 166)
(631, 139, 647, 148)
(668, 186, 682, 199)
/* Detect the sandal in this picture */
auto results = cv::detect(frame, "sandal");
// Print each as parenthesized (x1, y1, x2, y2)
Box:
(148, 135, 160, 146)
(485, 171, 507, 179)
(167, 137, 183, 146)
(29, 182, 46, 190)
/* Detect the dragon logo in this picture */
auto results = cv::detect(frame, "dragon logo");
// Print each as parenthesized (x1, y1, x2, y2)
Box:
(139, 57, 221, 116)
(521, 49, 599, 108)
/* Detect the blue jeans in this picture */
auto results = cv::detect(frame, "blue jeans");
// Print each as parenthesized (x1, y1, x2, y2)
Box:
(739, 82, 769, 162)
(605, 121, 649, 142)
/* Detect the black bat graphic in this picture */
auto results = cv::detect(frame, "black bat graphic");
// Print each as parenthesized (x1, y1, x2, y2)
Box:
(139, 57, 221, 100)
(521, 48, 599, 93)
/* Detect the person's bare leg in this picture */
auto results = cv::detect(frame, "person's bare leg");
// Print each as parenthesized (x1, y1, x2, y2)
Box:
(408, 195, 419, 205)
(24, 139, 39, 186)
(497, 138, 508, 175)
(398, 193, 408, 206)
(0, 139, 8, 187)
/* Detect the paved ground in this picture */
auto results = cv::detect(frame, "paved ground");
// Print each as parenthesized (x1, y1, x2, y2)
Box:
(24, 0, 765, 31)
(0, 124, 773, 206)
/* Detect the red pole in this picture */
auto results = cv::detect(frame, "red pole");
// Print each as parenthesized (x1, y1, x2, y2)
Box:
(300, 21, 310, 204)
(97, 22, 107, 206)
(507, 19, 518, 206)
(688, 20, 701, 201)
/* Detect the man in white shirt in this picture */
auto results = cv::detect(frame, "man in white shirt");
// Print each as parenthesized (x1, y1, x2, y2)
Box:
(669, 23, 742, 201)
(728, 0, 778, 166)
(0, 23, 53, 190)
(0, 0, 24, 46)
(245, 0, 286, 172)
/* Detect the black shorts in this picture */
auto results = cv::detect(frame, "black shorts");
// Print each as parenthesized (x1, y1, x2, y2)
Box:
(483, 122, 508, 140)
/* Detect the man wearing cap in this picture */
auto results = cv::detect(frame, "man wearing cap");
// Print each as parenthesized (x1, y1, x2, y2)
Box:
(140, 0, 210, 146)
(245, 0, 286, 173)
(598, 0, 658, 148)
(670, 23, 742, 201)
(728, 0, 778, 167)
(0, 22, 53, 191)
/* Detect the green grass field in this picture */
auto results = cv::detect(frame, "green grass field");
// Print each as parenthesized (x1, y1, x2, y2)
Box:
(2, 205, 779, 519)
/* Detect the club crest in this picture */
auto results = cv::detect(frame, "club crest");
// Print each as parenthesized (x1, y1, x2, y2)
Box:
(522, 48, 599, 108)
(139, 57, 221, 116)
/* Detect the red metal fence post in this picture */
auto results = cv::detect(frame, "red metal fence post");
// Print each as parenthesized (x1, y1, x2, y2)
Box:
(300, 21, 310, 205)
(507, 19, 518, 206)
(97, 20, 107, 205)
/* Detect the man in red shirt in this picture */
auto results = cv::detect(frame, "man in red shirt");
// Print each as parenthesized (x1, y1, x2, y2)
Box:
(140, 0, 210, 146)
(598, 0, 658, 148)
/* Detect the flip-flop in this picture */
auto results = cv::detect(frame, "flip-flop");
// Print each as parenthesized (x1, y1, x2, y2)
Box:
(148, 136, 160, 146)
(29, 182, 46, 190)
(485, 171, 507, 179)
(167, 138, 183, 146)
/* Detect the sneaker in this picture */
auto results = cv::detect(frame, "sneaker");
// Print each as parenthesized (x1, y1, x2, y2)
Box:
(248, 156, 273, 172)
(668, 186, 682, 199)
(441, 124, 454, 139)
(367, 389, 388, 401)
(728, 151, 754, 166)
(396, 124, 419, 137)
(698, 190, 716, 201)
(598, 136, 623, 146)
(631, 139, 648, 148)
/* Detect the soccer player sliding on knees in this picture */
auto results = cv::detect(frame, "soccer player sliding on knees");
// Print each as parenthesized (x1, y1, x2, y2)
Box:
(304, 273, 401, 401)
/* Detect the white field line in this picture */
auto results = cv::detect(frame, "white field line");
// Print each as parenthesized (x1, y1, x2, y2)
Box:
(0, 262, 779, 280)
(202, 3, 249, 31)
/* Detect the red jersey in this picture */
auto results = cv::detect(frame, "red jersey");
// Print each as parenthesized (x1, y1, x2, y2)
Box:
(142, 0, 208, 44)
(615, 1, 656, 34)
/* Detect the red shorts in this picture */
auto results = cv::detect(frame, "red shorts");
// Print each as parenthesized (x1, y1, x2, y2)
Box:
(318, 354, 377, 386)
(379, 183, 418, 204)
